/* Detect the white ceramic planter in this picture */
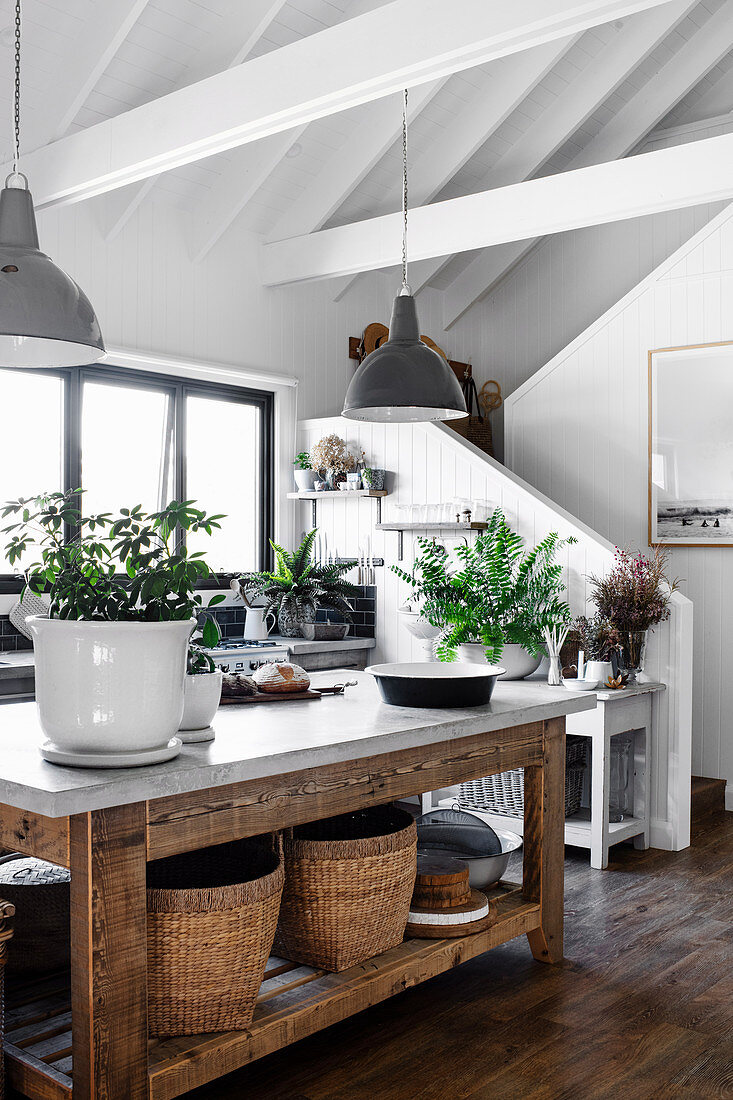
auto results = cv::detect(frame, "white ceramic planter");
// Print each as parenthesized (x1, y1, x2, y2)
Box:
(584, 660, 614, 685)
(457, 642, 541, 680)
(179, 670, 223, 742)
(27, 617, 194, 766)
(294, 469, 316, 491)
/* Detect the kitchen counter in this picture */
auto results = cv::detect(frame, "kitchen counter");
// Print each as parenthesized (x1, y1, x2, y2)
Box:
(0, 671, 593, 1100)
(0, 672, 594, 818)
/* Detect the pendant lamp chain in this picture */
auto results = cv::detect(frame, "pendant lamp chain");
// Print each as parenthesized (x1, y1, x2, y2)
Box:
(401, 87, 411, 295)
(12, 0, 21, 180)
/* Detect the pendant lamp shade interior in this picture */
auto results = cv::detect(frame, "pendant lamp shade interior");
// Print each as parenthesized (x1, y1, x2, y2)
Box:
(342, 292, 466, 422)
(0, 181, 105, 367)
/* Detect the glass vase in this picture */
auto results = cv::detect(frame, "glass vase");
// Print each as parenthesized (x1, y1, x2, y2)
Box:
(620, 629, 647, 684)
(547, 654, 562, 686)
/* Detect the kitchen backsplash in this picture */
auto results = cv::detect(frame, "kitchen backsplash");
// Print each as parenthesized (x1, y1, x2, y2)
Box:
(0, 586, 377, 652)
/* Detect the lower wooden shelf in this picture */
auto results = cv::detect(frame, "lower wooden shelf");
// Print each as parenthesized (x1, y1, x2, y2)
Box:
(4, 884, 538, 1100)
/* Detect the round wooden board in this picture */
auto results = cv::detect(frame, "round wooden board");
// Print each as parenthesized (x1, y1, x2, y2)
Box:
(406, 912, 493, 939)
(407, 889, 488, 927)
(415, 853, 469, 886)
(411, 881, 472, 909)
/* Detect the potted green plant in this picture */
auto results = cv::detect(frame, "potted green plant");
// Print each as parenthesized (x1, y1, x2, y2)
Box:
(572, 613, 620, 685)
(293, 451, 316, 492)
(238, 529, 359, 637)
(179, 617, 224, 743)
(1, 491, 225, 766)
(393, 509, 575, 679)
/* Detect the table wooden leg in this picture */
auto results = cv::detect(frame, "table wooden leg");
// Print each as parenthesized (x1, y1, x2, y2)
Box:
(70, 802, 148, 1099)
(523, 716, 565, 964)
(590, 729, 611, 870)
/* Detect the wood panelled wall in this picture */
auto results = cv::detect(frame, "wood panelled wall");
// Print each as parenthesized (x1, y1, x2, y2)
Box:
(296, 418, 692, 851)
(505, 201, 733, 810)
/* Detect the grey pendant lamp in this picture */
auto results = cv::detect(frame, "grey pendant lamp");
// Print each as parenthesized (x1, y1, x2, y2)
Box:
(0, 0, 104, 367)
(342, 89, 465, 423)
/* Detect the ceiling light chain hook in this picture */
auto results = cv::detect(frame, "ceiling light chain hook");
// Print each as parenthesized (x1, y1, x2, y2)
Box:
(401, 87, 411, 296)
(10, 0, 23, 187)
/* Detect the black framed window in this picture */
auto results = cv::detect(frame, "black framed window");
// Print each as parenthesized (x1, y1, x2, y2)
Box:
(0, 363, 273, 589)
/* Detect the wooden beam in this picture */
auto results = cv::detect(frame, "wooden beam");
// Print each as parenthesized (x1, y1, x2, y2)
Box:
(441, 0, 733, 326)
(102, 0, 290, 240)
(413, 0, 697, 298)
(330, 34, 576, 300)
(6, 0, 679, 210)
(41, 0, 151, 146)
(261, 131, 733, 285)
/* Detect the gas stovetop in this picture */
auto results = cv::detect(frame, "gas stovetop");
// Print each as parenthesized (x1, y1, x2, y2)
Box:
(212, 639, 282, 652)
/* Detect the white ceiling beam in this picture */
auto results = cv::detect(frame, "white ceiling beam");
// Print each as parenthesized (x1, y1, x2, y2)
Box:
(269, 79, 447, 243)
(441, 0, 733, 327)
(412, 0, 697, 297)
(330, 34, 576, 300)
(37, 0, 151, 147)
(6, 0, 680, 211)
(190, 128, 308, 263)
(101, 0, 290, 240)
(260, 132, 733, 285)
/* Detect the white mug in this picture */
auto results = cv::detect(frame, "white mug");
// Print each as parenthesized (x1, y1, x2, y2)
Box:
(245, 607, 276, 640)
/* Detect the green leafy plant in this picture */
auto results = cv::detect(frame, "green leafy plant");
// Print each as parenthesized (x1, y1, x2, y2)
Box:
(294, 451, 312, 470)
(392, 508, 576, 663)
(187, 641, 217, 675)
(1, 490, 227, 624)
(238, 529, 358, 623)
(572, 613, 619, 661)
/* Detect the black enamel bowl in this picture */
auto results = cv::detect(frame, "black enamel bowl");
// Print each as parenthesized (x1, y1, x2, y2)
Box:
(365, 662, 505, 708)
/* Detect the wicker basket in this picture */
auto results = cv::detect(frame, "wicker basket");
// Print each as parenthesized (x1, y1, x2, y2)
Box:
(458, 737, 587, 819)
(0, 897, 14, 1100)
(0, 854, 69, 974)
(147, 837, 284, 1037)
(276, 806, 417, 973)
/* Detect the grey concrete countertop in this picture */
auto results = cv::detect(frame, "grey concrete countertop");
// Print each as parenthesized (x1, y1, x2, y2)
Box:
(0, 671, 595, 818)
(271, 635, 376, 654)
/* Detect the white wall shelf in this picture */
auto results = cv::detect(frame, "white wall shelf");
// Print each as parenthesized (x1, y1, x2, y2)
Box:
(375, 521, 488, 560)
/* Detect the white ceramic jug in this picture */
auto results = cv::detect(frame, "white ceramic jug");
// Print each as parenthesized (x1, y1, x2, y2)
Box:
(244, 607, 276, 640)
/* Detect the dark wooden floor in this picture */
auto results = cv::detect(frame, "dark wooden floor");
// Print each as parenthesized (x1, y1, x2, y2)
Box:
(188, 812, 733, 1100)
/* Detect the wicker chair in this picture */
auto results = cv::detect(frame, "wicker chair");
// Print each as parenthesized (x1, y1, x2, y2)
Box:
(0, 898, 15, 1100)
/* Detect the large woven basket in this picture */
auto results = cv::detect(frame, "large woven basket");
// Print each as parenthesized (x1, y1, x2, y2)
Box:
(0, 897, 15, 1100)
(0, 854, 69, 973)
(147, 837, 283, 1037)
(276, 806, 417, 973)
(458, 737, 587, 819)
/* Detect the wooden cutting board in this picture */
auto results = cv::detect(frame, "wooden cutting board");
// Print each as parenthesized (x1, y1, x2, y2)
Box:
(219, 690, 322, 705)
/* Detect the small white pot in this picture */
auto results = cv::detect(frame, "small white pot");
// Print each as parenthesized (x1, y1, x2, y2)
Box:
(457, 642, 541, 680)
(294, 469, 316, 491)
(584, 660, 613, 685)
(179, 670, 223, 738)
(27, 617, 194, 759)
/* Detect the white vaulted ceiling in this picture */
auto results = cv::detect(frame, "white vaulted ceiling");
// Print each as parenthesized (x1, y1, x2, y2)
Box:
(0, 0, 731, 314)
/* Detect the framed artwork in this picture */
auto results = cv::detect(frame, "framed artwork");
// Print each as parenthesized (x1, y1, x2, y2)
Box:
(649, 341, 733, 546)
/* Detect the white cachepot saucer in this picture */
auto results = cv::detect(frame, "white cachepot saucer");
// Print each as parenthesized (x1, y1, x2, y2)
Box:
(177, 725, 215, 744)
(27, 616, 194, 767)
(41, 737, 182, 768)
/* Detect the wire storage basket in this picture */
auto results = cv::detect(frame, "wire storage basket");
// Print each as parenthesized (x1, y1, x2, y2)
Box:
(276, 805, 417, 973)
(147, 836, 283, 1037)
(459, 736, 587, 819)
(0, 854, 69, 974)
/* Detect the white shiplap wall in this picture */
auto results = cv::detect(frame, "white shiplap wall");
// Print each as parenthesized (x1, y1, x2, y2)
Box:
(505, 201, 733, 808)
(296, 417, 692, 851)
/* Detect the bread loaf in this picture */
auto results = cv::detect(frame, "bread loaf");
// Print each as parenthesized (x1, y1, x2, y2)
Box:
(253, 661, 310, 694)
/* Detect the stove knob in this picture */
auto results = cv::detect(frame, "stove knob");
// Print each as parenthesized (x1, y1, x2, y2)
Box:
(235, 661, 244, 670)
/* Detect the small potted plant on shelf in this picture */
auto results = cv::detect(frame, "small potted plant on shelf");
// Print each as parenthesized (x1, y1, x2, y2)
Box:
(1, 491, 225, 766)
(393, 509, 575, 678)
(293, 452, 316, 492)
(179, 615, 224, 743)
(572, 613, 620, 685)
(310, 434, 356, 490)
(587, 546, 679, 682)
(238, 529, 359, 638)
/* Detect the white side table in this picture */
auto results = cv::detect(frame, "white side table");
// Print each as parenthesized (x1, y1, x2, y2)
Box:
(565, 681, 665, 869)
(437, 682, 665, 870)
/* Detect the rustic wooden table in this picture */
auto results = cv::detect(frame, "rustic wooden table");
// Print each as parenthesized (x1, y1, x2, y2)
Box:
(0, 674, 594, 1099)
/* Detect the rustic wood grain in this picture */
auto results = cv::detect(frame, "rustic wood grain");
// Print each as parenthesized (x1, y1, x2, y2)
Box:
(4, 1041, 73, 1099)
(523, 716, 565, 964)
(147, 721, 545, 859)
(69, 803, 148, 1100)
(0, 802, 69, 865)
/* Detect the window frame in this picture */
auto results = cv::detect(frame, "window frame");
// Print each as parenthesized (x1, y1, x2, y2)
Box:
(0, 363, 274, 592)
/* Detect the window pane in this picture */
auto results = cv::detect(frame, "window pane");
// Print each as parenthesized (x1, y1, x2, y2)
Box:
(186, 394, 261, 572)
(0, 368, 63, 503)
(81, 380, 174, 517)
